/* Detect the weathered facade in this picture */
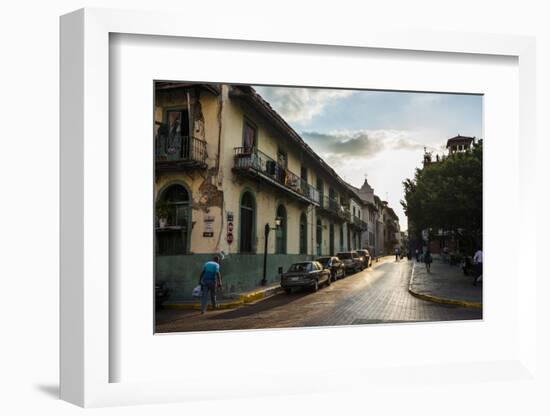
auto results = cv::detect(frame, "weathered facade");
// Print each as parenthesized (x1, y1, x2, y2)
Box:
(155, 83, 377, 300)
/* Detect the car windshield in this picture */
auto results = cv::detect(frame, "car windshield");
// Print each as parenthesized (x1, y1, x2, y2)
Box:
(357, 250, 367, 256)
(288, 262, 312, 273)
(337, 253, 351, 259)
(316, 257, 331, 266)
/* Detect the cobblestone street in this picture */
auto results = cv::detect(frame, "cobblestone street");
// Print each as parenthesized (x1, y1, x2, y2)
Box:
(156, 258, 481, 333)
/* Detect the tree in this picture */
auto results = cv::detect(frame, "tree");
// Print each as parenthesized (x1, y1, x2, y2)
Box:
(401, 141, 482, 253)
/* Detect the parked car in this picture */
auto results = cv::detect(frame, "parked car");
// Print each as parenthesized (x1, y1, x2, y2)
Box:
(316, 256, 346, 281)
(281, 261, 331, 293)
(155, 281, 170, 310)
(356, 249, 371, 269)
(336, 251, 362, 274)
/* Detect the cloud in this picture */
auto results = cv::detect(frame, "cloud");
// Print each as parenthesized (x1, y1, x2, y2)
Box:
(254, 86, 355, 123)
(301, 129, 429, 167)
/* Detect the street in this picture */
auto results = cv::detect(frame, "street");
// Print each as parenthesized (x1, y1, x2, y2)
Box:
(156, 258, 482, 333)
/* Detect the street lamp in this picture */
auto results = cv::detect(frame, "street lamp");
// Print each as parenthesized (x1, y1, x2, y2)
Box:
(262, 217, 282, 286)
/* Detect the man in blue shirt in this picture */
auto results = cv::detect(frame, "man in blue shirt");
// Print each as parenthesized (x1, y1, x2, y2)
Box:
(199, 255, 222, 314)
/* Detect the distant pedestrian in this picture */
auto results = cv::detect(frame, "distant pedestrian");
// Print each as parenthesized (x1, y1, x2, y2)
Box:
(472, 247, 483, 286)
(424, 250, 433, 273)
(442, 246, 449, 263)
(198, 255, 223, 314)
(395, 248, 400, 261)
(415, 248, 419, 262)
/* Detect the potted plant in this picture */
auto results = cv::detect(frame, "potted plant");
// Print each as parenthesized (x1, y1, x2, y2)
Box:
(156, 200, 170, 228)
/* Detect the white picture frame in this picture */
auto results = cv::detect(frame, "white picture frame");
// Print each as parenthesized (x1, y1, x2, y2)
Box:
(60, 8, 537, 408)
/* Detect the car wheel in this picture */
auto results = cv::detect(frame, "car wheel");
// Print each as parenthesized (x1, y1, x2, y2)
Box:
(327, 274, 332, 286)
(284, 288, 292, 294)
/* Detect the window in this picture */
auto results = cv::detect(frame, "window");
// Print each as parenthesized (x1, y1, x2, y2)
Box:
(339, 225, 344, 252)
(300, 166, 308, 182)
(316, 219, 323, 256)
(242, 119, 257, 151)
(300, 166, 308, 195)
(275, 204, 287, 254)
(156, 184, 190, 255)
(299, 212, 308, 254)
(157, 109, 190, 160)
(329, 223, 335, 255)
(240, 191, 256, 253)
(277, 148, 288, 169)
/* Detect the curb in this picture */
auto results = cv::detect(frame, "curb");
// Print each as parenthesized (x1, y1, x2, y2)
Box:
(164, 284, 283, 311)
(408, 262, 482, 309)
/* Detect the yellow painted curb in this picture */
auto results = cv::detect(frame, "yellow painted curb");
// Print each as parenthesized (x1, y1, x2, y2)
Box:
(164, 286, 282, 311)
(408, 289, 482, 309)
(164, 300, 243, 311)
(239, 286, 282, 303)
(408, 263, 482, 310)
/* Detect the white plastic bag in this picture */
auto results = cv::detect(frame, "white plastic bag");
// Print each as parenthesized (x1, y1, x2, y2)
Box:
(192, 285, 202, 298)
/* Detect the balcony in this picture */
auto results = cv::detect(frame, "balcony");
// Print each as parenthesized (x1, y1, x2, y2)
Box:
(319, 195, 349, 222)
(156, 135, 208, 172)
(233, 147, 320, 205)
(351, 216, 368, 231)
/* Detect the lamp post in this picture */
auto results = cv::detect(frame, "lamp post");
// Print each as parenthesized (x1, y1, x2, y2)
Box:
(262, 217, 282, 286)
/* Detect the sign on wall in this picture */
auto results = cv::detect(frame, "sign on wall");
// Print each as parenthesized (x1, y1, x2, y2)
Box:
(226, 211, 234, 244)
(203, 215, 214, 238)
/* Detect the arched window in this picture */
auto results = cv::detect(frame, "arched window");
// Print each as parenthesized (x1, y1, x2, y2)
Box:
(156, 184, 190, 255)
(299, 212, 307, 255)
(275, 204, 287, 254)
(316, 219, 322, 256)
(240, 191, 256, 253)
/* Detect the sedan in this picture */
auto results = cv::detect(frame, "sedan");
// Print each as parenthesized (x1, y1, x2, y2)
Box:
(281, 261, 331, 293)
(315, 256, 346, 281)
(336, 251, 362, 274)
(356, 249, 371, 269)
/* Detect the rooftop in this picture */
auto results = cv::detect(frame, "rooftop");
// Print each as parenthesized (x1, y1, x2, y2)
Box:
(446, 134, 475, 148)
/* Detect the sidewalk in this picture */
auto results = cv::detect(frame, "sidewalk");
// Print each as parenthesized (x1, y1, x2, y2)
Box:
(409, 259, 482, 308)
(164, 255, 395, 311)
(163, 282, 283, 311)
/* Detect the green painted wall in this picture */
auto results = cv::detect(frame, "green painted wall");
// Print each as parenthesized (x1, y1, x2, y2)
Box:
(156, 253, 312, 300)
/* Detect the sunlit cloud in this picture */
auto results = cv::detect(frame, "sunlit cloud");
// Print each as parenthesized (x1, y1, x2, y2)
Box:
(301, 129, 429, 163)
(255, 86, 355, 123)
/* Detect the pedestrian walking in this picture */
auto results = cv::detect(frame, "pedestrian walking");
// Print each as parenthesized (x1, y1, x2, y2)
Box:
(472, 247, 483, 286)
(198, 255, 222, 314)
(395, 248, 400, 262)
(415, 248, 420, 262)
(442, 246, 449, 263)
(424, 250, 433, 273)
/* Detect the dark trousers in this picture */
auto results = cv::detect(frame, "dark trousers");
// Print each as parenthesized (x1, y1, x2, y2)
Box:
(200, 281, 217, 312)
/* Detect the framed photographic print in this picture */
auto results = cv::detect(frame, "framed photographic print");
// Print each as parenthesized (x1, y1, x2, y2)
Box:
(60, 7, 537, 408)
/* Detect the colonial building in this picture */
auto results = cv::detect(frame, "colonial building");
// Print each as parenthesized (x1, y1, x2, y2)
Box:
(349, 178, 403, 257)
(155, 83, 375, 299)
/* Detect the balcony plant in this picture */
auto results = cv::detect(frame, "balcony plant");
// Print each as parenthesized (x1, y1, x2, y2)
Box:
(156, 199, 170, 228)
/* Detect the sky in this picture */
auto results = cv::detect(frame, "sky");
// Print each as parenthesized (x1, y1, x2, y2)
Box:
(254, 85, 483, 231)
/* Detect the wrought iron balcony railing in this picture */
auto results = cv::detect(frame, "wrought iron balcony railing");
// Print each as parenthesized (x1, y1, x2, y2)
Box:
(233, 147, 320, 205)
(352, 216, 368, 231)
(319, 194, 350, 221)
(156, 135, 207, 168)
